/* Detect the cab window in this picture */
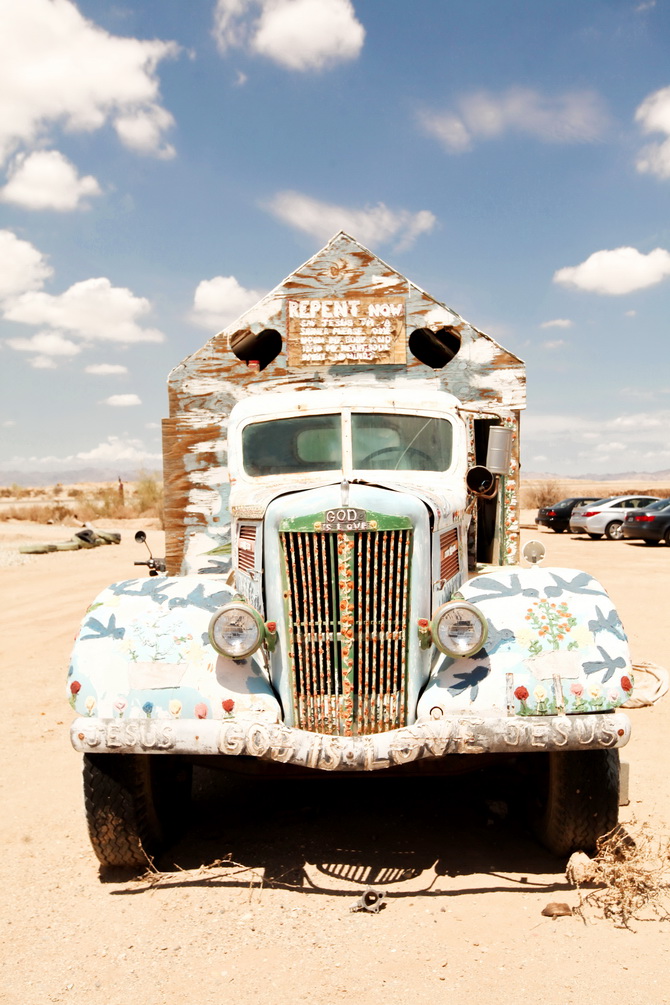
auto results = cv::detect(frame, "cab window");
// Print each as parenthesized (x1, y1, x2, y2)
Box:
(352, 413, 453, 471)
(242, 414, 341, 476)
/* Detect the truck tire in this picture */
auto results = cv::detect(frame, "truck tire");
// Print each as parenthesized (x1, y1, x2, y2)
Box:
(83, 753, 192, 869)
(531, 749, 619, 857)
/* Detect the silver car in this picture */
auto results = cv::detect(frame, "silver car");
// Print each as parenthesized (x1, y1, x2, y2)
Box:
(570, 495, 661, 540)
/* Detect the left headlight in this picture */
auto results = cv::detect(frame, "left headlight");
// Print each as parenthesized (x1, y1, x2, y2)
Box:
(432, 601, 488, 658)
(209, 602, 265, 658)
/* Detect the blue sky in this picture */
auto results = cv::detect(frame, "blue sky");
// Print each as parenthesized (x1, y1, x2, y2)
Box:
(1, 0, 669, 481)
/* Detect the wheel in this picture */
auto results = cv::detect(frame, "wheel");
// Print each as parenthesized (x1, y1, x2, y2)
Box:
(643, 538, 660, 546)
(605, 521, 624, 540)
(552, 527, 565, 533)
(360, 445, 432, 469)
(664, 528, 670, 545)
(83, 753, 192, 868)
(587, 533, 602, 540)
(531, 749, 620, 857)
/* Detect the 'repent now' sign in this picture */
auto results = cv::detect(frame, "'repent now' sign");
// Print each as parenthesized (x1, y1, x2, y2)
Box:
(286, 296, 406, 366)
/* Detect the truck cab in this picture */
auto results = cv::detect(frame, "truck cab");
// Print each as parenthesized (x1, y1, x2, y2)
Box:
(68, 232, 635, 868)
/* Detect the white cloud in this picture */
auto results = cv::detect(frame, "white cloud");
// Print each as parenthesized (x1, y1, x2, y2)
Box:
(4, 276, 164, 343)
(6, 330, 80, 356)
(191, 275, 265, 330)
(611, 412, 663, 430)
(102, 394, 141, 407)
(542, 339, 566, 350)
(553, 246, 670, 295)
(0, 229, 52, 300)
(540, 318, 572, 329)
(84, 363, 129, 375)
(75, 435, 159, 464)
(0, 0, 179, 165)
(264, 190, 436, 250)
(595, 441, 626, 454)
(0, 150, 100, 210)
(30, 355, 59, 369)
(114, 105, 175, 159)
(212, 0, 364, 71)
(419, 88, 608, 153)
(0, 435, 162, 473)
(635, 86, 670, 179)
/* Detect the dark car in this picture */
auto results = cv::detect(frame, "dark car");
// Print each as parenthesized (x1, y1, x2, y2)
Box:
(622, 498, 670, 545)
(535, 497, 600, 533)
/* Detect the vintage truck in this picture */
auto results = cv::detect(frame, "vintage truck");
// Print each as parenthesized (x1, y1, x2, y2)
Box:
(69, 232, 635, 867)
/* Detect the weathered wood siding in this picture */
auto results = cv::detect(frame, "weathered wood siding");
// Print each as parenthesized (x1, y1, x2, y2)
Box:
(164, 232, 526, 573)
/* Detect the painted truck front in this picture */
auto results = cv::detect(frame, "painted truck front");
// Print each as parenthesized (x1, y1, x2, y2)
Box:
(68, 233, 635, 867)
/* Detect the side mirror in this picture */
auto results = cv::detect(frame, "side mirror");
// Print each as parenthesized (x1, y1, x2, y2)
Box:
(134, 530, 147, 544)
(466, 465, 498, 498)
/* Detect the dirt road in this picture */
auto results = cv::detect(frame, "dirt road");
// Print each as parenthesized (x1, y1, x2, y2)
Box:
(1, 517, 669, 1005)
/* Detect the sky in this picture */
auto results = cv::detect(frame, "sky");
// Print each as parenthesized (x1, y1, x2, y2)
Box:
(1, 0, 669, 482)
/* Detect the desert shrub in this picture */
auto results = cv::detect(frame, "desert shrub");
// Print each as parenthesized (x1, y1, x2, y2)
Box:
(0, 503, 74, 522)
(133, 470, 163, 519)
(574, 820, 670, 929)
(521, 480, 562, 509)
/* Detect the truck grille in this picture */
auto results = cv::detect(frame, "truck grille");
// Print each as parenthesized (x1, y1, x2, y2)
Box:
(280, 529, 412, 736)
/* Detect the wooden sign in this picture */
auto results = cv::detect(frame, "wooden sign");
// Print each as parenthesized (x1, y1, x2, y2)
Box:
(286, 296, 406, 366)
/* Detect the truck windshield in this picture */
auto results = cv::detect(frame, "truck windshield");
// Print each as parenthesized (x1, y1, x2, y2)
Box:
(352, 413, 452, 471)
(242, 412, 453, 476)
(243, 414, 341, 476)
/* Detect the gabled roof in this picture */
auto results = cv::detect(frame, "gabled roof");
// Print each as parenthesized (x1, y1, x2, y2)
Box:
(168, 231, 525, 415)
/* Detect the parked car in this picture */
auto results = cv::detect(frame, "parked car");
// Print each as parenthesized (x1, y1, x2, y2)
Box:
(570, 495, 662, 540)
(536, 496, 600, 533)
(622, 498, 670, 545)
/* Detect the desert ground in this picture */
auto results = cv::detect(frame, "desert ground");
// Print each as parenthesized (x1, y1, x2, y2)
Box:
(1, 501, 669, 1005)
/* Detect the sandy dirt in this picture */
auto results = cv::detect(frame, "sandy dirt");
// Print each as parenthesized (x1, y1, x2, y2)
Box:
(1, 514, 669, 1005)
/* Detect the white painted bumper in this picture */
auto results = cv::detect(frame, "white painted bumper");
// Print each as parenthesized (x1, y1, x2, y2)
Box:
(70, 711, 631, 772)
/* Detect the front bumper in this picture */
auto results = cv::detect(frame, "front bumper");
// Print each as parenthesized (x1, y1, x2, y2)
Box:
(71, 711, 631, 771)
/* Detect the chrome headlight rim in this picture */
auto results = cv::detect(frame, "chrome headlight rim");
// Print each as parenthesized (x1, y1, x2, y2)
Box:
(208, 601, 265, 658)
(432, 600, 488, 658)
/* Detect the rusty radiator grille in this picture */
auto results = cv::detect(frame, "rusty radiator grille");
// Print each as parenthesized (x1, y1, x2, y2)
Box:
(280, 529, 412, 736)
(440, 528, 459, 581)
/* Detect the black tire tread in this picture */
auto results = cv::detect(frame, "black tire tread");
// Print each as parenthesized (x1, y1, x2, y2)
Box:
(83, 754, 191, 869)
(534, 749, 620, 857)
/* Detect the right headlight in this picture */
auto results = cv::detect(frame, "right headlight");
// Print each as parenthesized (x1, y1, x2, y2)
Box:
(432, 601, 488, 658)
(209, 602, 264, 658)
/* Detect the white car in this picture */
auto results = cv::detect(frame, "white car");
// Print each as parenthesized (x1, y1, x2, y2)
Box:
(570, 495, 661, 540)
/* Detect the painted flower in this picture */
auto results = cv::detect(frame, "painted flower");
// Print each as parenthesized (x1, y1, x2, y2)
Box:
(222, 698, 235, 713)
(588, 684, 602, 699)
(621, 676, 632, 693)
(114, 698, 127, 717)
(85, 696, 96, 715)
(570, 682, 583, 697)
(70, 680, 82, 695)
(142, 701, 154, 718)
(169, 699, 182, 717)
(195, 703, 208, 719)
(514, 685, 529, 701)
(534, 685, 547, 701)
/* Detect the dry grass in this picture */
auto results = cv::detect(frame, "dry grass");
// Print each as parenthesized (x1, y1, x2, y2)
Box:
(521, 481, 670, 510)
(573, 821, 670, 929)
(0, 472, 164, 526)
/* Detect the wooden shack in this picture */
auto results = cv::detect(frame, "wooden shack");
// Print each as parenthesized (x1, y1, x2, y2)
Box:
(163, 232, 526, 575)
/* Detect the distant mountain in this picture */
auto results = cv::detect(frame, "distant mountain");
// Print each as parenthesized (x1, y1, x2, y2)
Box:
(523, 469, 670, 482)
(0, 466, 162, 488)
